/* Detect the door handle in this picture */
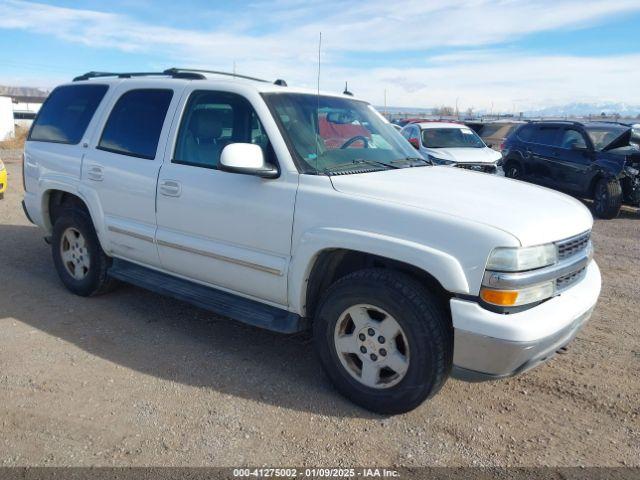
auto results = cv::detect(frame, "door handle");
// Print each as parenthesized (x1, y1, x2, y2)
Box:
(159, 179, 182, 197)
(87, 164, 104, 181)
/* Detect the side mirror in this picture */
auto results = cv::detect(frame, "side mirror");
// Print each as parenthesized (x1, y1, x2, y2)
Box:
(220, 143, 278, 179)
(571, 143, 590, 152)
(408, 137, 420, 150)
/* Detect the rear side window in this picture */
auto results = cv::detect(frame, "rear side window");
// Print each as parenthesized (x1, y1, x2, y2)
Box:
(533, 126, 561, 146)
(516, 125, 535, 142)
(98, 89, 173, 159)
(29, 84, 108, 144)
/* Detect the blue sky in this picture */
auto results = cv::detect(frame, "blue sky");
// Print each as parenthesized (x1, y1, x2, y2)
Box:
(1, 0, 639, 111)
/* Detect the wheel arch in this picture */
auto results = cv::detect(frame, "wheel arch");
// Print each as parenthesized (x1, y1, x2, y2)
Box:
(290, 228, 470, 318)
(42, 188, 106, 249)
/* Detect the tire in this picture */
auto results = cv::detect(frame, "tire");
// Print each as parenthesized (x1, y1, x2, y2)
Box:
(0, 192, 4, 200)
(504, 160, 522, 179)
(313, 268, 452, 415)
(51, 207, 117, 296)
(593, 177, 622, 219)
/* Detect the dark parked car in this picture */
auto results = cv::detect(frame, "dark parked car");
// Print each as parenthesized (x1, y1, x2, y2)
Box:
(502, 121, 640, 218)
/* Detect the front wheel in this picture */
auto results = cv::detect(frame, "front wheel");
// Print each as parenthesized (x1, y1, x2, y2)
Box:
(313, 269, 452, 414)
(593, 178, 622, 219)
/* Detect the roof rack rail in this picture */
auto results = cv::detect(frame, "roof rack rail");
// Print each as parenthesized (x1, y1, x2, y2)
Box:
(164, 68, 288, 86)
(73, 70, 205, 82)
(164, 68, 270, 83)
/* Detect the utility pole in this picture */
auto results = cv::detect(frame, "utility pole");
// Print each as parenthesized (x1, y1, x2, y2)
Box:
(455, 97, 459, 119)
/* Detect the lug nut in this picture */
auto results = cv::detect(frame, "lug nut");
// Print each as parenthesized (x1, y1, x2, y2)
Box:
(379, 348, 387, 356)
(360, 346, 367, 354)
(368, 328, 375, 336)
(378, 336, 385, 344)
(370, 353, 378, 361)
(358, 333, 366, 341)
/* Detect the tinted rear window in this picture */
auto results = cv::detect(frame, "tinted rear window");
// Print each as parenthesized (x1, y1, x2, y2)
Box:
(533, 126, 561, 146)
(98, 89, 173, 159)
(516, 125, 535, 142)
(29, 84, 108, 144)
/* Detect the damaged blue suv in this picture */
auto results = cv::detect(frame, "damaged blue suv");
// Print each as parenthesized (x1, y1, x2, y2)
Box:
(502, 121, 640, 219)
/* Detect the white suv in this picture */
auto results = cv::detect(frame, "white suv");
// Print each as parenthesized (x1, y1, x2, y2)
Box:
(23, 69, 601, 414)
(401, 121, 503, 173)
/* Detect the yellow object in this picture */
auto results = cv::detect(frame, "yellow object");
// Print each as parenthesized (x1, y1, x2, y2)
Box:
(0, 163, 7, 198)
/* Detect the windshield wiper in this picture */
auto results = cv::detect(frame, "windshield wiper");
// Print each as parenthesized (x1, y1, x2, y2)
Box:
(324, 159, 400, 174)
(391, 156, 433, 166)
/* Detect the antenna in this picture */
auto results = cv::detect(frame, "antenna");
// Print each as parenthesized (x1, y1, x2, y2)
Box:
(343, 82, 353, 96)
(315, 31, 322, 172)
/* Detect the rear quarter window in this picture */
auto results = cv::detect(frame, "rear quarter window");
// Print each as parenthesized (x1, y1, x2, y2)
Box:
(29, 84, 108, 144)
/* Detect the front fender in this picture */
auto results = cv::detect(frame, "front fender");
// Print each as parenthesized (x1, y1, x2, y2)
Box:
(288, 227, 470, 315)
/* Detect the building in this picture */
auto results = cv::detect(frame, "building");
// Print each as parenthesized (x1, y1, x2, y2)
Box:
(10, 95, 46, 129)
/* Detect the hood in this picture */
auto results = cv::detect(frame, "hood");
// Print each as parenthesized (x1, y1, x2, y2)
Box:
(602, 128, 632, 151)
(425, 146, 501, 164)
(330, 167, 593, 246)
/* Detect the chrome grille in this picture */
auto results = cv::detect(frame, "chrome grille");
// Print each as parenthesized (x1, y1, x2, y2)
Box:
(556, 231, 591, 260)
(556, 266, 587, 292)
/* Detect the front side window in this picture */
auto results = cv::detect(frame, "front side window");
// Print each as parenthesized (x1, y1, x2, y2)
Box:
(560, 129, 587, 149)
(173, 91, 272, 169)
(262, 93, 418, 174)
(29, 84, 108, 144)
(98, 89, 173, 159)
(422, 127, 485, 149)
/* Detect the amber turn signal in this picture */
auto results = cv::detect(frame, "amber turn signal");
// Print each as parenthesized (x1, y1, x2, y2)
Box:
(480, 288, 519, 306)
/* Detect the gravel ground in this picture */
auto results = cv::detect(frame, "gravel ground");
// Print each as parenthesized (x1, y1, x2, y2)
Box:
(0, 156, 638, 467)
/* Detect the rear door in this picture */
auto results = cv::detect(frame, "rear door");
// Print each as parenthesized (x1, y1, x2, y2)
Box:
(528, 125, 562, 186)
(80, 82, 182, 267)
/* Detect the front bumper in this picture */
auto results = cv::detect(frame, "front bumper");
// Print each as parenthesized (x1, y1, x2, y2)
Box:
(451, 260, 601, 381)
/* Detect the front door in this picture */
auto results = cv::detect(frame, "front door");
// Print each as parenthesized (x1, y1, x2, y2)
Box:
(155, 89, 297, 306)
(552, 127, 594, 194)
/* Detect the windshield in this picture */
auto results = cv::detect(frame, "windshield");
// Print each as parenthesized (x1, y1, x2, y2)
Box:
(262, 93, 420, 174)
(422, 127, 485, 149)
(585, 124, 630, 150)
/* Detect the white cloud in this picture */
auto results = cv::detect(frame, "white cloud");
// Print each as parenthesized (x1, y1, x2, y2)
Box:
(1, 0, 639, 110)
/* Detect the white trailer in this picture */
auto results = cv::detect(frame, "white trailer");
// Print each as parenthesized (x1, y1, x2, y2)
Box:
(0, 96, 15, 141)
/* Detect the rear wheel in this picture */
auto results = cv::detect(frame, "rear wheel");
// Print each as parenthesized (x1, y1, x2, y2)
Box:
(313, 269, 452, 414)
(593, 178, 622, 219)
(52, 208, 117, 296)
(504, 160, 522, 179)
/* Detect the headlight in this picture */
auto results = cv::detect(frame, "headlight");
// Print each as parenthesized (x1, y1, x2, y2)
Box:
(486, 244, 557, 272)
(0, 159, 5, 171)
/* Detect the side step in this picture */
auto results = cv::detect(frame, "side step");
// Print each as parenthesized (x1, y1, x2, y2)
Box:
(108, 259, 307, 334)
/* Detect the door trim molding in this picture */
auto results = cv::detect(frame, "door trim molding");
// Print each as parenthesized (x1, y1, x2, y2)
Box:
(156, 239, 283, 276)
(108, 225, 154, 243)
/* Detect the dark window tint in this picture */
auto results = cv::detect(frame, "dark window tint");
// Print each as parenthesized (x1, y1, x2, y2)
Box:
(29, 84, 108, 144)
(516, 124, 535, 142)
(533, 126, 561, 146)
(560, 129, 587, 149)
(173, 91, 273, 169)
(98, 89, 173, 159)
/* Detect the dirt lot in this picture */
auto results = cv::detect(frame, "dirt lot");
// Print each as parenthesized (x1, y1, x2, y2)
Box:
(0, 154, 638, 467)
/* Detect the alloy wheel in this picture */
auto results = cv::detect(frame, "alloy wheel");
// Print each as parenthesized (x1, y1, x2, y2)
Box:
(333, 304, 410, 389)
(60, 227, 90, 280)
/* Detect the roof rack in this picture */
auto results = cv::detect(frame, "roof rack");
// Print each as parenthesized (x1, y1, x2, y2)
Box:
(73, 70, 205, 82)
(73, 68, 288, 86)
